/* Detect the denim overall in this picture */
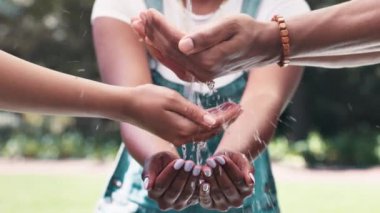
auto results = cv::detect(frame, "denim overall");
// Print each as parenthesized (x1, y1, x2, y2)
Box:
(96, 0, 279, 212)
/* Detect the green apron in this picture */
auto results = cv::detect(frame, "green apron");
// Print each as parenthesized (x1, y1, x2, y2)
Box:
(97, 0, 279, 212)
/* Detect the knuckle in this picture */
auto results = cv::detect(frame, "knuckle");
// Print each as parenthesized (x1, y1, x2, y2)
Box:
(166, 91, 179, 101)
(163, 190, 179, 201)
(211, 190, 225, 201)
(153, 183, 165, 192)
(223, 186, 236, 197)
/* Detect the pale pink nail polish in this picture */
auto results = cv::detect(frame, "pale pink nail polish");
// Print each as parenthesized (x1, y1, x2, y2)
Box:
(206, 159, 217, 168)
(204, 168, 212, 177)
(215, 156, 226, 165)
(192, 166, 201, 176)
(249, 173, 255, 185)
(143, 178, 149, 190)
(173, 159, 185, 170)
(184, 161, 194, 172)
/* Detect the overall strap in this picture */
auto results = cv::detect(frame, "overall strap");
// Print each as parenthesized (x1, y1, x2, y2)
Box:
(241, 0, 261, 18)
(144, 0, 164, 12)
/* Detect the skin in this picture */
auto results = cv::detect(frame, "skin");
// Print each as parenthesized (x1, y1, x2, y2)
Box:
(92, 4, 241, 210)
(200, 152, 254, 211)
(133, 0, 380, 82)
(93, 0, 302, 210)
(0, 50, 223, 144)
(197, 63, 303, 210)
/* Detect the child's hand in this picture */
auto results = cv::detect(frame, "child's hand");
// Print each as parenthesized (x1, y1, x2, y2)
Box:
(199, 151, 255, 211)
(142, 152, 201, 211)
(121, 85, 241, 146)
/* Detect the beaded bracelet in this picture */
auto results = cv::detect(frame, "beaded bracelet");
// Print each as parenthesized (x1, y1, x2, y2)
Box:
(271, 15, 290, 67)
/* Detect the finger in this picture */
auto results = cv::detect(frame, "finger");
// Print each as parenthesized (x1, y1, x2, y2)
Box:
(210, 157, 244, 207)
(149, 159, 184, 198)
(208, 102, 242, 126)
(202, 166, 229, 211)
(142, 152, 178, 190)
(191, 128, 221, 142)
(178, 19, 237, 55)
(171, 96, 218, 128)
(173, 165, 201, 210)
(199, 182, 213, 209)
(216, 154, 253, 196)
(226, 152, 255, 186)
(186, 177, 201, 207)
(144, 8, 183, 44)
(162, 160, 194, 204)
(145, 44, 193, 81)
(130, 18, 146, 39)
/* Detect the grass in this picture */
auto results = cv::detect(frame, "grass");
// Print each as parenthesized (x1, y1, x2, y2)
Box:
(0, 174, 380, 213)
(0, 174, 107, 213)
(278, 181, 380, 213)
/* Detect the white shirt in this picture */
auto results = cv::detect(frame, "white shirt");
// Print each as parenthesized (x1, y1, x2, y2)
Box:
(91, 0, 310, 93)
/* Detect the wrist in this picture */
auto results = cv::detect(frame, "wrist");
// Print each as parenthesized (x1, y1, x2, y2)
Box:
(254, 21, 282, 65)
(99, 86, 135, 123)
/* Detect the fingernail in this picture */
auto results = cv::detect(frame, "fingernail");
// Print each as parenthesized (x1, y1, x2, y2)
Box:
(204, 168, 212, 177)
(249, 173, 255, 185)
(143, 178, 149, 190)
(215, 156, 226, 165)
(184, 161, 195, 172)
(203, 114, 216, 126)
(192, 166, 201, 176)
(206, 159, 217, 169)
(173, 159, 185, 170)
(202, 183, 210, 192)
(179, 37, 194, 54)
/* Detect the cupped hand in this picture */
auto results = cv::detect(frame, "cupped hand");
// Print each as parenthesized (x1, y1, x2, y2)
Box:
(142, 152, 202, 211)
(127, 84, 242, 146)
(198, 151, 255, 211)
(131, 9, 280, 82)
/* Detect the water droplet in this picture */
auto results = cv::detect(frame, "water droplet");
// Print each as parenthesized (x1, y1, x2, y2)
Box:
(347, 103, 353, 111)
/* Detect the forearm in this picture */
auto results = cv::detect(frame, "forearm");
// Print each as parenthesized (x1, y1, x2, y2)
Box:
(121, 123, 178, 165)
(93, 18, 178, 164)
(216, 65, 303, 160)
(0, 51, 130, 120)
(288, 0, 380, 67)
(215, 95, 281, 160)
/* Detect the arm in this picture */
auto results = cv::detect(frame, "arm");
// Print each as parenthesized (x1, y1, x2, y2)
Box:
(0, 49, 217, 144)
(184, 0, 380, 68)
(198, 65, 302, 211)
(0, 50, 132, 120)
(287, 0, 380, 67)
(132, 0, 380, 81)
(93, 17, 203, 211)
(92, 17, 176, 163)
(215, 65, 303, 159)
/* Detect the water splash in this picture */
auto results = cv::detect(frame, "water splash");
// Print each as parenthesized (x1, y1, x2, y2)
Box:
(180, 0, 215, 164)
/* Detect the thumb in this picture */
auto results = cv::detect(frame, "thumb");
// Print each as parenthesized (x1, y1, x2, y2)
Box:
(178, 20, 235, 55)
(175, 97, 217, 128)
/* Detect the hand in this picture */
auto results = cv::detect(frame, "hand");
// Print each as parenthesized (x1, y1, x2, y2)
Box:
(123, 84, 242, 146)
(198, 151, 255, 211)
(132, 9, 280, 82)
(142, 152, 202, 211)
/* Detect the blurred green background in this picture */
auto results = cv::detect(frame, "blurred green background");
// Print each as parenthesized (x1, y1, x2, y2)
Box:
(0, 0, 379, 166)
(0, 0, 379, 212)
